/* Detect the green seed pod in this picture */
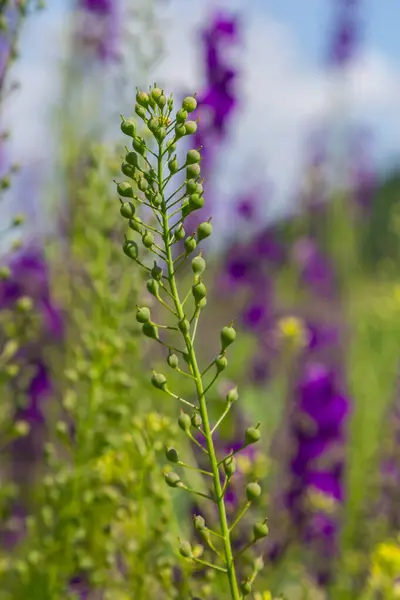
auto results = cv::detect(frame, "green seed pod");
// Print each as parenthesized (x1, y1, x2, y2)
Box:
(182, 96, 197, 113)
(245, 426, 261, 445)
(174, 223, 185, 241)
(197, 221, 212, 242)
(135, 104, 147, 119)
(189, 194, 204, 211)
(117, 181, 134, 198)
(138, 177, 149, 192)
(179, 541, 192, 558)
(0, 266, 10, 279)
(142, 322, 159, 340)
(121, 162, 135, 178)
(120, 202, 135, 219)
(152, 193, 163, 207)
(151, 262, 163, 280)
(186, 149, 201, 165)
(146, 279, 159, 297)
(13, 420, 30, 437)
(136, 91, 149, 107)
(184, 236, 197, 254)
(181, 199, 193, 218)
(164, 471, 181, 488)
(176, 108, 188, 123)
(148, 117, 159, 132)
(123, 240, 139, 260)
(178, 412, 191, 432)
(154, 126, 167, 142)
(192, 281, 207, 303)
(215, 355, 228, 373)
(125, 151, 139, 166)
(186, 163, 201, 178)
(220, 324, 236, 351)
(196, 182, 204, 194)
(191, 412, 202, 428)
(165, 446, 179, 463)
(185, 121, 198, 135)
(157, 94, 167, 108)
(186, 179, 198, 194)
(192, 255, 206, 276)
(121, 118, 136, 137)
(240, 581, 252, 596)
(129, 217, 143, 233)
(132, 137, 146, 155)
(178, 317, 190, 334)
(226, 387, 239, 404)
(168, 156, 179, 173)
(194, 515, 206, 531)
(142, 232, 154, 248)
(151, 87, 163, 101)
(167, 353, 179, 369)
(253, 521, 269, 540)
(246, 482, 261, 502)
(151, 372, 167, 390)
(136, 306, 151, 324)
(223, 456, 236, 477)
(175, 124, 186, 138)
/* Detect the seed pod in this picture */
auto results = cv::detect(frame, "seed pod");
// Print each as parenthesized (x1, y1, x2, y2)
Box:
(175, 124, 186, 138)
(148, 117, 159, 132)
(186, 179, 198, 194)
(245, 426, 261, 445)
(164, 471, 181, 488)
(240, 581, 252, 597)
(121, 118, 136, 137)
(129, 217, 143, 233)
(215, 355, 228, 373)
(142, 232, 154, 248)
(136, 91, 149, 107)
(184, 236, 197, 254)
(186, 149, 201, 165)
(181, 200, 193, 218)
(192, 255, 206, 276)
(151, 87, 163, 101)
(146, 279, 159, 297)
(196, 182, 204, 195)
(136, 306, 151, 324)
(165, 446, 179, 463)
(178, 318, 190, 334)
(117, 181, 134, 198)
(179, 541, 192, 558)
(142, 323, 159, 340)
(192, 281, 206, 303)
(198, 298, 207, 309)
(185, 121, 198, 135)
(178, 412, 191, 432)
(223, 456, 236, 477)
(151, 372, 167, 390)
(189, 194, 204, 211)
(167, 353, 179, 369)
(138, 177, 149, 192)
(151, 262, 163, 281)
(194, 515, 206, 531)
(253, 522, 269, 540)
(126, 151, 139, 166)
(174, 223, 185, 241)
(191, 412, 202, 428)
(157, 94, 167, 108)
(135, 104, 146, 119)
(121, 162, 135, 178)
(226, 387, 238, 404)
(132, 138, 146, 155)
(168, 156, 179, 173)
(154, 126, 167, 142)
(186, 163, 201, 178)
(120, 202, 135, 219)
(123, 240, 139, 260)
(182, 96, 197, 112)
(152, 193, 163, 208)
(176, 108, 187, 122)
(197, 221, 212, 242)
(220, 324, 236, 351)
(246, 482, 261, 502)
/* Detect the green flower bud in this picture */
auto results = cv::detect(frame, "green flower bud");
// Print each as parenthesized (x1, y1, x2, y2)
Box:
(178, 317, 190, 334)
(185, 121, 198, 135)
(121, 162, 135, 178)
(187, 163, 201, 178)
(132, 137, 146, 155)
(146, 279, 159, 297)
(220, 324, 236, 351)
(189, 193, 205, 210)
(136, 306, 151, 324)
(168, 156, 179, 173)
(179, 541, 192, 558)
(246, 482, 261, 502)
(121, 118, 136, 137)
(176, 108, 187, 122)
(157, 94, 167, 108)
(215, 355, 228, 372)
(186, 179, 198, 193)
(136, 91, 149, 107)
(245, 426, 261, 445)
(253, 521, 269, 540)
(151, 371, 167, 390)
(186, 149, 201, 165)
(151, 262, 163, 280)
(154, 126, 167, 142)
(123, 240, 139, 260)
(178, 412, 191, 432)
(164, 471, 181, 488)
(126, 151, 139, 166)
(226, 387, 238, 404)
(129, 217, 143, 233)
(191, 412, 202, 428)
(117, 181, 134, 198)
(165, 446, 179, 463)
(148, 117, 159, 132)
(174, 223, 185, 241)
(181, 199, 193, 218)
(120, 202, 135, 219)
(240, 580, 252, 596)
(135, 104, 147, 119)
(197, 221, 212, 242)
(175, 123, 186, 138)
(152, 193, 163, 207)
(182, 96, 197, 113)
(184, 236, 197, 255)
(142, 322, 159, 340)
(223, 456, 236, 477)
(13, 420, 30, 437)
(194, 515, 206, 531)
(192, 255, 206, 276)
(16, 296, 33, 312)
(138, 177, 149, 192)
(167, 353, 179, 369)
(142, 232, 154, 248)
(192, 281, 207, 303)
(0, 266, 11, 279)
(151, 87, 163, 101)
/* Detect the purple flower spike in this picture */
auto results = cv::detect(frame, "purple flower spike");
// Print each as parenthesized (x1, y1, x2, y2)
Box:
(77, 0, 121, 63)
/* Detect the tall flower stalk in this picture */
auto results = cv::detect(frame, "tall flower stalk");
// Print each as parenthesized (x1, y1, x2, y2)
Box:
(116, 85, 268, 599)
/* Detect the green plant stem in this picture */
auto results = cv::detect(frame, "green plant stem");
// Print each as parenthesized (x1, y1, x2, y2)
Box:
(157, 146, 240, 600)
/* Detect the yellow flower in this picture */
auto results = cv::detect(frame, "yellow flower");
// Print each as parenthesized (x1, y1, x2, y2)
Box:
(276, 316, 308, 350)
(254, 592, 272, 600)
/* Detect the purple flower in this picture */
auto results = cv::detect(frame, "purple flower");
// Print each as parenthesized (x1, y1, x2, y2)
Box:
(292, 237, 337, 299)
(77, 0, 121, 62)
(328, 0, 360, 67)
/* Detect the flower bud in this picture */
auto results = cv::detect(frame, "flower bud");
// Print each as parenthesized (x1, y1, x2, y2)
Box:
(151, 262, 163, 280)
(126, 151, 139, 166)
(129, 217, 143, 233)
(182, 96, 197, 112)
(0, 266, 10, 279)
(191, 412, 202, 428)
(136, 91, 149, 107)
(168, 156, 179, 173)
(253, 521, 269, 540)
(135, 104, 147, 119)
(121, 118, 136, 137)
(154, 127, 167, 142)
(189, 194, 204, 211)
(197, 221, 212, 242)
(186, 180, 197, 195)
(194, 515, 206, 531)
(179, 541, 192, 558)
(132, 138, 146, 155)
(184, 236, 197, 254)
(165, 446, 179, 463)
(142, 232, 154, 248)
(146, 279, 159, 297)
(192, 281, 206, 303)
(175, 124, 186, 138)
(167, 353, 179, 369)
(246, 482, 261, 502)
(187, 163, 201, 178)
(178, 317, 190, 334)
(151, 371, 167, 390)
(196, 182, 204, 195)
(176, 108, 187, 122)
(164, 471, 181, 488)
(117, 181, 134, 198)
(120, 202, 135, 219)
(226, 387, 238, 404)
(240, 581, 252, 596)
(16, 296, 33, 312)
(13, 420, 30, 437)
(151, 87, 163, 101)
(152, 193, 162, 208)
(245, 426, 261, 445)
(148, 117, 159, 132)
(121, 162, 135, 178)
(142, 323, 159, 340)
(215, 355, 228, 372)
(181, 200, 192, 218)
(138, 177, 149, 192)
(136, 306, 151, 324)
(223, 456, 236, 477)
(220, 324, 236, 351)
(174, 223, 185, 241)
(192, 255, 206, 276)
(186, 149, 201, 165)
(123, 240, 139, 260)
(178, 412, 191, 432)
(185, 121, 198, 135)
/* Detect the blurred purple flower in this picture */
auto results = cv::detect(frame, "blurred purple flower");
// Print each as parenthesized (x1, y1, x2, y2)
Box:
(292, 237, 337, 299)
(328, 0, 360, 67)
(77, 0, 121, 62)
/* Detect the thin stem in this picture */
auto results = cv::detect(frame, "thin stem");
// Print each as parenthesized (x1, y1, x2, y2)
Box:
(191, 557, 227, 573)
(229, 502, 251, 533)
(211, 402, 233, 436)
(178, 461, 213, 477)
